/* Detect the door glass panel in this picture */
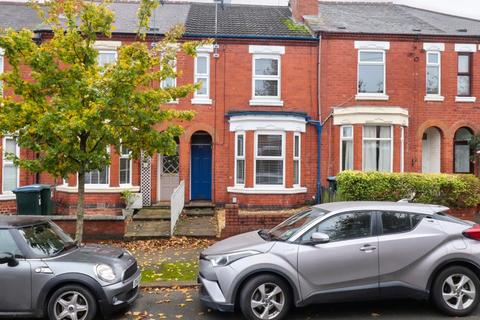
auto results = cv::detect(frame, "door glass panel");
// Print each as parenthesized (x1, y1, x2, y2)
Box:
(381, 212, 422, 235)
(303, 212, 372, 242)
(0, 230, 22, 257)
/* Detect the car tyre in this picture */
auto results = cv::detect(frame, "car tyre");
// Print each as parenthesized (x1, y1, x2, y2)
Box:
(239, 274, 291, 320)
(432, 266, 480, 317)
(47, 284, 97, 320)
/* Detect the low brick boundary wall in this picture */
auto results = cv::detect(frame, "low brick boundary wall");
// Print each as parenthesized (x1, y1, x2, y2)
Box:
(221, 204, 293, 238)
(8, 215, 127, 240)
(449, 207, 479, 221)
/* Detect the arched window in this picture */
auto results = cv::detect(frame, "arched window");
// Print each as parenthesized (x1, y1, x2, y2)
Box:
(454, 127, 473, 173)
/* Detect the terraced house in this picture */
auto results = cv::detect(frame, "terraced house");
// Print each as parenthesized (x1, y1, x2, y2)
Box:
(0, 0, 479, 237)
(0, 1, 319, 221)
(292, 0, 480, 183)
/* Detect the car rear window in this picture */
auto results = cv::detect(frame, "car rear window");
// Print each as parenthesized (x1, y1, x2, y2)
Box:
(381, 212, 424, 235)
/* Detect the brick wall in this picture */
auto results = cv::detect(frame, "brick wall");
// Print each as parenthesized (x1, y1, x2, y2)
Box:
(319, 35, 480, 184)
(0, 200, 16, 214)
(221, 204, 293, 238)
(53, 218, 126, 240)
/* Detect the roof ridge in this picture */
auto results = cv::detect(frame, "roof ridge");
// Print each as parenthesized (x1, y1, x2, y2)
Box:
(189, 2, 288, 9)
(397, 4, 480, 23)
(318, 1, 393, 5)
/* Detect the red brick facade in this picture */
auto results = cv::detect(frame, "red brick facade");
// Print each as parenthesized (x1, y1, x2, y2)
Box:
(318, 35, 480, 184)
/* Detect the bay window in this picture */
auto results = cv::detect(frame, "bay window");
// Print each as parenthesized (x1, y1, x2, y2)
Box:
(293, 133, 301, 186)
(255, 133, 284, 186)
(235, 133, 245, 186)
(85, 167, 109, 185)
(340, 125, 353, 171)
(426, 51, 441, 95)
(2, 136, 18, 193)
(362, 126, 392, 172)
(358, 50, 385, 95)
(119, 145, 132, 185)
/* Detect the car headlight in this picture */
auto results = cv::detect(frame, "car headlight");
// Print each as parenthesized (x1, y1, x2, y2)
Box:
(204, 250, 260, 267)
(95, 264, 116, 282)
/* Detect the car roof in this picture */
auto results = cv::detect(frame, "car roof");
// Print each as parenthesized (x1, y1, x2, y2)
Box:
(0, 215, 49, 229)
(313, 201, 449, 215)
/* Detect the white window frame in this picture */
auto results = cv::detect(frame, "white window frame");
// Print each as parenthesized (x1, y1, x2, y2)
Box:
(119, 145, 132, 186)
(250, 54, 282, 106)
(293, 133, 301, 187)
(2, 136, 19, 194)
(340, 125, 354, 171)
(192, 53, 212, 105)
(362, 126, 393, 172)
(254, 131, 285, 188)
(425, 51, 442, 99)
(85, 147, 110, 187)
(234, 132, 246, 187)
(97, 50, 118, 67)
(356, 50, 388, 100)
(400, 126, 405, 173)
(0, 48, 4, 96)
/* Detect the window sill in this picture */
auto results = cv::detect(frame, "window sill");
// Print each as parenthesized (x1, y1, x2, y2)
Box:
(355, 94, 389, 101)
(424, 95, 445, 102)
(191, 98, 212, 105)
(249, 99, 284, 107)
(56, 185, 140, 193)
(227, 186, 307, 194)
(164, 100, 179, 105)
(0, 193, 16, 200)
(455, 96, 476, 103)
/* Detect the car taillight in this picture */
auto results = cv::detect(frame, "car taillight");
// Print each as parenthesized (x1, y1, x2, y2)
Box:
(463, 224, 480, 240)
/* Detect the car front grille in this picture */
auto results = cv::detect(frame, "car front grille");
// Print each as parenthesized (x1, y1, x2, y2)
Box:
(123, 261, 138, 281)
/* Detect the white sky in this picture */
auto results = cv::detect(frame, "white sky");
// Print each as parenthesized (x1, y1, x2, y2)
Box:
(190, 0, 480, 20)
(1, 0, 479, 20)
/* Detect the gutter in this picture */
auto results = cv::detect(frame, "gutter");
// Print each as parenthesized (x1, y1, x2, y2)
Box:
(184, 33, 318, 41)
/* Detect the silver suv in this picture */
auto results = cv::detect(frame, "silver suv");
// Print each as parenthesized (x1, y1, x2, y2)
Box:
(0, 216, 141, 320)
(199, 202, 480, 320)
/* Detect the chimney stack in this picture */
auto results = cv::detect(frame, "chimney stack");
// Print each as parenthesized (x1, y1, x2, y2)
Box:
(290, 0, 318, 22)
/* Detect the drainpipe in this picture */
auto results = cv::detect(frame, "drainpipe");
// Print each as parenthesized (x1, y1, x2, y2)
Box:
(307, 119, 322, 204)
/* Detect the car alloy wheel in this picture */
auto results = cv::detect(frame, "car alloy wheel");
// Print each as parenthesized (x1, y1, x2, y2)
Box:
(250, 283, 285, 320)
(441, 274, 476, 310)
(53, 291, 89, 320)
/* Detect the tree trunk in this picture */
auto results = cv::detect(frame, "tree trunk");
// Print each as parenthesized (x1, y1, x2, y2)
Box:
(75, 169, 85, 243)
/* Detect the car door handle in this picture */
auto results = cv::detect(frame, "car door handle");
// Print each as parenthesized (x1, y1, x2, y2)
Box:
(360, 245, 377, 252)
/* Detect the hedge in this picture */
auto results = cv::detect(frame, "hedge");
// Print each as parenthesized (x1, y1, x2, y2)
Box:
(336, 171, 480, 209)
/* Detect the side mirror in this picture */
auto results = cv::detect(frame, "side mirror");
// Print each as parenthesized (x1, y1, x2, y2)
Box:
(0, 252, 18, 267)
(311, 232, 330, 245)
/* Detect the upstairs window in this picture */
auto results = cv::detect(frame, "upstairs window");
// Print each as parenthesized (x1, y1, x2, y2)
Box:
(161, 58, 177, 89)
(426, 52, 441, 95)
(253, 55, 281, 100)
(97, 50, 117, 67)
(457, 53, 472, 96)
(194, 53, 210, 99)
(2, 136, 18, 193)
(358, 50, 385, 95)
(0, 49, 3, 95)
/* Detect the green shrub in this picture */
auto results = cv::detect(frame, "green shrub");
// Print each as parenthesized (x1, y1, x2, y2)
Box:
(336, 171, 480, 208)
